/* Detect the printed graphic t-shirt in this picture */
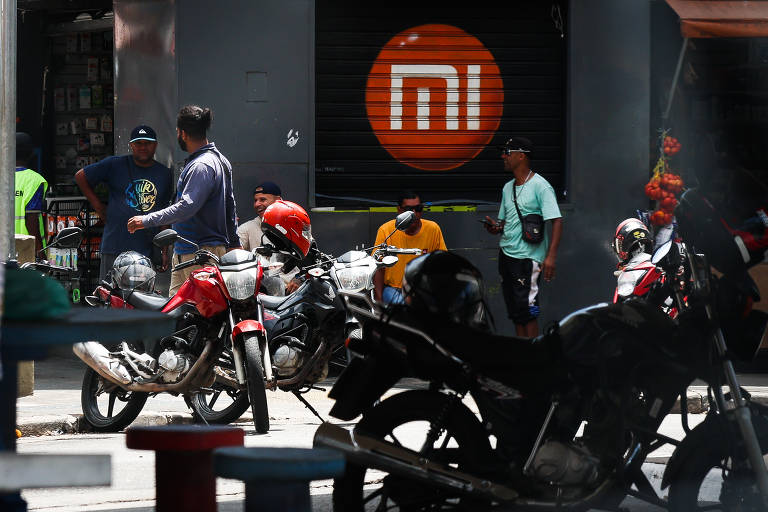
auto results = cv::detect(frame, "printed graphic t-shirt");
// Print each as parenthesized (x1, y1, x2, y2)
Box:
(83, 155, 172, 256)
(373, 219, 447, 288)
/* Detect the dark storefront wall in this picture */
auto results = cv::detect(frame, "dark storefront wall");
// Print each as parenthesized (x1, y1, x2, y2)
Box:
(175, 0, 314, 219)
(315, 2, 567, 207)
(169, 0, 649, 332)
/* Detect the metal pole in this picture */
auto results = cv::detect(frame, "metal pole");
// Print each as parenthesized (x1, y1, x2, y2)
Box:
(662, 37, 689, 124)
(0, 0, 16, 262)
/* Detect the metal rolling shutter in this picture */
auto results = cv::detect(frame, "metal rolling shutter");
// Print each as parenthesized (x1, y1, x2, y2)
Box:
(315, 1, 566, 207)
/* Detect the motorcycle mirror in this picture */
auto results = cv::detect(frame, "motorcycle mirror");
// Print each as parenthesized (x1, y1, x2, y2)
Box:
(153, 228, 179, 248)
(651, 240, 673, 265)
(49, 226, 83, 250)
(395, 211, 415, 231)
(379, 255, 399, 268)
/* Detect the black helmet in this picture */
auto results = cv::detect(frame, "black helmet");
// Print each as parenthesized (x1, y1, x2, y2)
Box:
(613, 218, 653, 263)
(402, 251, 492, 331)
(110, 251, 156, 292)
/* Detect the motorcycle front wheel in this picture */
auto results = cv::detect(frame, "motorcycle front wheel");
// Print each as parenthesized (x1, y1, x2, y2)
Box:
(668, 418, 768, 511)
(81, 368, 148, 432)
(332, 390, 493, 511)
(243, 332, 270, 433)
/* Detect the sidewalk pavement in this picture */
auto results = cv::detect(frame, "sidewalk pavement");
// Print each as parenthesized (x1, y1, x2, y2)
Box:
(14, 350, 768, 436)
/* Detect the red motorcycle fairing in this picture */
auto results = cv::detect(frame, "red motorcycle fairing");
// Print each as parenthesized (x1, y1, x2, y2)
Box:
(162, 266, 230, 318)
(97, 286, 134, 309)
(232, 319, 267, 339)
(613, 260, 662, 302)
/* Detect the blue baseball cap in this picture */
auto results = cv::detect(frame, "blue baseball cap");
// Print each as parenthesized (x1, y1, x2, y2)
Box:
(130, 125, 157, 143)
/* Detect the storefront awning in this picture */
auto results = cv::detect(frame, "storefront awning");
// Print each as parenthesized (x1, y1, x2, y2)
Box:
(665, 0, 768, 38)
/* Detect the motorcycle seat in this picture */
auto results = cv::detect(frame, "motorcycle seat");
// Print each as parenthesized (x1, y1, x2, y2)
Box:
(259, 293, 286, 310)
(123, 290, 171, 311)
(371, 310, 562, 392)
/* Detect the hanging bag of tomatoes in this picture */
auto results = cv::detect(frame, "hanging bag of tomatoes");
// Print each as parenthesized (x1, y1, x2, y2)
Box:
(644, 132, 684, 227)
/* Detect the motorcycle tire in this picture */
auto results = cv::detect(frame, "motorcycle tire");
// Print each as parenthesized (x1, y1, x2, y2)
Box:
(667, 413, 768, 511)
(187, 348, 250, 424)
(81, 367, 148, 432)
(332, 389, 493, 511)
(187, 384, 250, 425)
(243, 332, 270, 434)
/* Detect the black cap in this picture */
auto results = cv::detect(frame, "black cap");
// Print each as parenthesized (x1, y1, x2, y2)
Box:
(129, 125, 157, 143)
(253, 181, 281, 196)
(499, 137, 533, 155)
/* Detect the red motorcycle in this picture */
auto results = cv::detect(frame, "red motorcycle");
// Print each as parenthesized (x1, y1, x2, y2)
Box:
(75, 229, 271, 433)
(612, 217, 686, 317)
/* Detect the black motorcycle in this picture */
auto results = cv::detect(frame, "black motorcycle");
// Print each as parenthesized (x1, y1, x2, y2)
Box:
(194, 212, 421, 423)
(314, 189, 768, 511)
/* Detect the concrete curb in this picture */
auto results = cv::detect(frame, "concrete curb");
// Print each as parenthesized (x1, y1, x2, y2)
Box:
(17, 411, 195, 437)
(17, 411, 263, 437)
(670, 392, 768, 414)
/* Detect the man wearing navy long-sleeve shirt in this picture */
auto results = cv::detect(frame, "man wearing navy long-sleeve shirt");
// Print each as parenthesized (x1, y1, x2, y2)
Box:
(127, 105, 240, 295)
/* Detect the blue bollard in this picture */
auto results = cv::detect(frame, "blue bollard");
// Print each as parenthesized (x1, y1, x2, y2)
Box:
(213, 447, 345, 512)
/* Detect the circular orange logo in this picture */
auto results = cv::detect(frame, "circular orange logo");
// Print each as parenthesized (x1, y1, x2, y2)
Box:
(366, 24, 504, 171)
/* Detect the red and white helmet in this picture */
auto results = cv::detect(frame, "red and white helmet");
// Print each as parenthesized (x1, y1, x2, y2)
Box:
(261, 200, 312, 260)
(613, 218, 653, 262)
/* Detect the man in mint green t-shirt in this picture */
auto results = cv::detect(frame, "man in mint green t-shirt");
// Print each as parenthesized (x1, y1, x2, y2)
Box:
(484, 137, 563, 337)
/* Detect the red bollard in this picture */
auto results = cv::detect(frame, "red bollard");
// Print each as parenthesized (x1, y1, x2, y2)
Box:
(126, 425, 244, 512)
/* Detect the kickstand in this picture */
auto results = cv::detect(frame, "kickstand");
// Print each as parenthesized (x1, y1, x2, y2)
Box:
(187, 393, 209, 426)
(292, 390, 325, 423)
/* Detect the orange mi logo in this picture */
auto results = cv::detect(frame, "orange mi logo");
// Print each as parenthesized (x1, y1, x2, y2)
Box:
(366, 24, 504, 171)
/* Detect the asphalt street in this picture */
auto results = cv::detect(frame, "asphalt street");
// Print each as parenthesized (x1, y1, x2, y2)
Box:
(12, 353, 763, 511)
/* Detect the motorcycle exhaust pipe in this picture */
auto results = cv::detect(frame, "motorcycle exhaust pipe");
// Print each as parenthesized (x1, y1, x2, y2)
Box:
(73, 341, 132, 386)
(313, 422, 518, 503)
(73, 341, 215, 393)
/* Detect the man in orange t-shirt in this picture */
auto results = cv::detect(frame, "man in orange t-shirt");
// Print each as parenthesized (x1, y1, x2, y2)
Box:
(373, 190, 447, 304)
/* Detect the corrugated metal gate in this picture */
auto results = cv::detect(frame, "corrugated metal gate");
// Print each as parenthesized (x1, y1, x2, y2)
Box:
(315, 2, 567, 207)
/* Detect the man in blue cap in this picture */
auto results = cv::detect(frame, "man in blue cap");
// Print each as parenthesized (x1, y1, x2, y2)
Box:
(75, 124, 173, 282)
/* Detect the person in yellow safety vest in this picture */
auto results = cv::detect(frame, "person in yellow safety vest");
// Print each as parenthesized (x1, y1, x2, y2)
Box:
(15, 132, 48, 256)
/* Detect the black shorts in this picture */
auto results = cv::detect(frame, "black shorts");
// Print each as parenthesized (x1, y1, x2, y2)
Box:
(498, 250, 542, 325)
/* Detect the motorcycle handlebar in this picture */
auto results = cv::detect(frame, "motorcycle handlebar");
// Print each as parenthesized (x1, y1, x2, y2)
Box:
(378, 246, 422, 256)
(170, 250, 220, 273)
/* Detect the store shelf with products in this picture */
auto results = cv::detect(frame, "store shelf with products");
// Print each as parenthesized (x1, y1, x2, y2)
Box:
(45, 196, 104, 298)
(48, 27, 114, 197)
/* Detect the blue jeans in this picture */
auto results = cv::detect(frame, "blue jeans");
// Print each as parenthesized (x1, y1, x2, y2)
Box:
(382, 286, 404, 305)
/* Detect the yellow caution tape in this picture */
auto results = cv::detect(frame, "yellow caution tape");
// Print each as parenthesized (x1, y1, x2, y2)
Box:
(314, 206, 478, 213)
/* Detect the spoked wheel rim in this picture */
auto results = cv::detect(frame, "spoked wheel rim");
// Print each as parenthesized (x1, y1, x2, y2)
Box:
(357, 421, 467, 510)
(81, 368, 147, 431)
(189, 381, 249, 421)
(333, 390, 493, 512)
(689, 457, 767, 511)
(670, 449, 768, 512)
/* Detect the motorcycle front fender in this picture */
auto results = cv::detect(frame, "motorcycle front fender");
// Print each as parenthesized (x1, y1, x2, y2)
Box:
(232, 319, 267, 339)
(661, 401, 768, 489)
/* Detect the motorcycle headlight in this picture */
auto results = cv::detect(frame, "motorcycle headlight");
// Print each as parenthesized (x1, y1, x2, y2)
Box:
(334, 267, 370, 292)
(222, 268, 260, 300)
(616, 269, 648, 298)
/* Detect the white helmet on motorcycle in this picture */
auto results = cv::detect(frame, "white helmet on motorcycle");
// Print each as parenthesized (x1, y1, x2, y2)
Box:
(110, 251, 156, 292)
(613, 218, 653, 263)
(402, 250, 492, 332)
